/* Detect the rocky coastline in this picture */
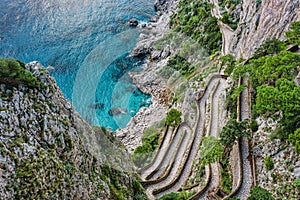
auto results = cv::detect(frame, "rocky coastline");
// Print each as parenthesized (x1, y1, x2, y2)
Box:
(115, 0, 179, 151)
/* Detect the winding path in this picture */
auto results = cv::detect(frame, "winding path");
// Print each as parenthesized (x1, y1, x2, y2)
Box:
(189, 78, 227, 200)
(234, 78, 252, 199)
(139, 126, 175, 180)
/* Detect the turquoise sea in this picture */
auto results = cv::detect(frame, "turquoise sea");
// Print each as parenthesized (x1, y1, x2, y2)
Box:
(0, 0, 155, 130)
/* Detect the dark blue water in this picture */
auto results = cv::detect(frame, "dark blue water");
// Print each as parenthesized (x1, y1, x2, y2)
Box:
(0, 0, 154, 130)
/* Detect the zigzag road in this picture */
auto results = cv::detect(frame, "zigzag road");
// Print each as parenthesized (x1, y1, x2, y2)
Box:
(190, 78, 227, 200)
(148, 76, 224, 199)
(146, 124, 192, 197)
(139, 126, 175, 180)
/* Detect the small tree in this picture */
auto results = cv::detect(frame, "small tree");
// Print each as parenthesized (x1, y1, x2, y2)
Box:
(220, 119, 250, 148)
(166, 108, 182, 127)
(253, 38, 286, 59)
(199, 136, 224, 166)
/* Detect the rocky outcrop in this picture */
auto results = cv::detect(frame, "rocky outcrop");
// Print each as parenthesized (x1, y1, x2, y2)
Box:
(228, 0, 300, 58)
(0, 61, 146, 200)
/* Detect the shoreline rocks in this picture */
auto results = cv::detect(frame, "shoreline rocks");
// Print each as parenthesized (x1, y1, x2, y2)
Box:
(115, 0, 178, 151)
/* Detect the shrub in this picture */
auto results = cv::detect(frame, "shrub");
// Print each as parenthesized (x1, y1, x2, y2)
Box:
(253, 38, 286, 59)
(166, 108, 182, 127)
(0, 58, 39, 87)
(248, 186, 275, 200)
(285, 21, 300, 46)
(132, 127, 160, 167)
(264, 155, 274, 171)
(288, 128, 300, 154)
(157, 190, 194, 200)
(167, 54, 194, 77)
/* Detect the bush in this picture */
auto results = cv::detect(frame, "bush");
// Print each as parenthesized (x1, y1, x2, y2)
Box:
(248, 186, 275, 200)
(166, 108, 182, 127)
(264, 155, 274, 171)
(288, 128, 300, 154)
(285, 21, 300, 46)
(167, 54, 194, 77)
(0, 58, 39, 87)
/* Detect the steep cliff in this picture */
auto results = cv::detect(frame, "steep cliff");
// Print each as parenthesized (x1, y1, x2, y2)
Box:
(0, 59, 147, 200)
(226, 0, 300, 58)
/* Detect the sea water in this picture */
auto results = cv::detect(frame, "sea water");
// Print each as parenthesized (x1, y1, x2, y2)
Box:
(0, 0, 154, 130)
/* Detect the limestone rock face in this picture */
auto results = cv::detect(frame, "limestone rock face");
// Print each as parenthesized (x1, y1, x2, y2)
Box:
(228, 0, 300, 58)
(0, 62, 146, 200)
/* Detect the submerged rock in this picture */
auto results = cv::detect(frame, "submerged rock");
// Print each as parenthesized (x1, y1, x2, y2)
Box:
(108, 107, 127, 116)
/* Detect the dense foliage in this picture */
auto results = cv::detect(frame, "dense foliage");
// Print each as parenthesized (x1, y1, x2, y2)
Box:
(253, 38, 286, 59)
(233, 38, 300, 141)
(285, 21, 300, 46)
(166, 108, 182, 127)
(289, 128, 300, 154)
(220, 157, 232, 194)
(219, 0, 241, 30)
(220, 119, 250, 148)
(170, 0, 222, 54)
(167, 54, 194, 76)
(132, 127, 160, 167)
(0, 58, 40, 87)
(248, 186, 275, 200)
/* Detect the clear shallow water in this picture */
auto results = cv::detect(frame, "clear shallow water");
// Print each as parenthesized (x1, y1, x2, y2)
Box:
(0, 0, 154, 130)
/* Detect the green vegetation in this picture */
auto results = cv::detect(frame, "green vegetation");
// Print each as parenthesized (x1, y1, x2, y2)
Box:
(264, 155, 274, 171)
(132, 127, 161, 167)
(220, 119, 250, 149)
(170, 0, 222, 54)
(232, 37, 300, 141)
(156, 190, 194, 200)
(220, 157, 232, 194)
(0, 58, 39, 87)
(292, 178, 300, 188)
(253, 38, 286, 59)
(248, 186, 275, 200)
(166, 108, 182, 127)
(167, 54, 194, 77)
(220, 54, 236, 75)
(288, 128, 300, 154)
(285, 21, 300, 46)
(219, 0, 241, 30)
(199, 136, 224, 166)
